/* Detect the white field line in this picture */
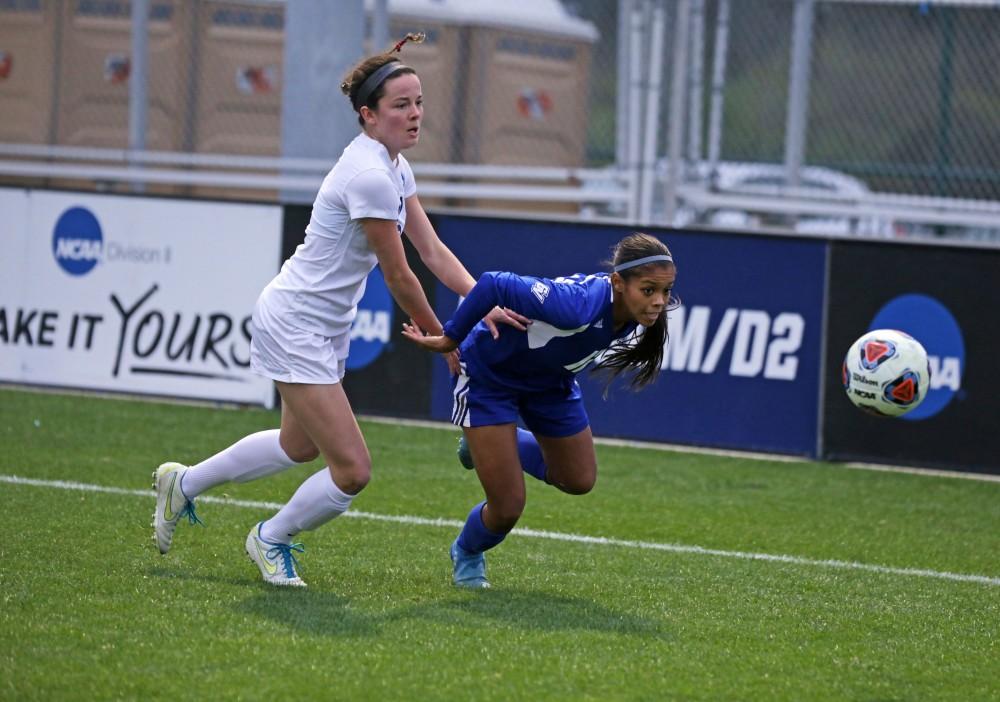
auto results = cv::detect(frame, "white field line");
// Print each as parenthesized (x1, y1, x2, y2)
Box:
(358, 414, 1000, 483)
(3, 474, 998, 588)
(4, 385, 996, 482)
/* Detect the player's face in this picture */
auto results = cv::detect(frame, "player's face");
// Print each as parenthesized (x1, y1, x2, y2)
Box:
(613, 265, 675, 328)
(367, 73, 423, 159)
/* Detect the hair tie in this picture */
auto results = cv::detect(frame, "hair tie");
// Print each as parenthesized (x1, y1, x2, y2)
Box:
(613, 254, 673, 273)
(393, 32, 426, 53)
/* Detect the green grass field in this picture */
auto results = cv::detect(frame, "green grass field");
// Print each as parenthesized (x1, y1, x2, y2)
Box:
(1, 387, 998, 701)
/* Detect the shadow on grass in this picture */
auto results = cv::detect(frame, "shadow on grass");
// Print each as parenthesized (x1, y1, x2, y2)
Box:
(146, 563, 382, 637)
(411, 588, 670, 640)
(147, 564, 250, 589)
(230, 585, 668, 641)
(234, 587, 378, 638)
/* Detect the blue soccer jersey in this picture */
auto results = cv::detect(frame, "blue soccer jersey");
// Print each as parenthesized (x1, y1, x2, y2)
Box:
(442, 271, 639, 392)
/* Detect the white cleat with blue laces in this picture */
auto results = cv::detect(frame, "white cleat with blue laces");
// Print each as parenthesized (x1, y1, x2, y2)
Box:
(152, 462, 203, 555)
(246, 522, 307, 588)
(450, 538, 490, 589)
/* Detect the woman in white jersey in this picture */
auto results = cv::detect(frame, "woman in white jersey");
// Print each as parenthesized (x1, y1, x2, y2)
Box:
(151, 34, 527, 587)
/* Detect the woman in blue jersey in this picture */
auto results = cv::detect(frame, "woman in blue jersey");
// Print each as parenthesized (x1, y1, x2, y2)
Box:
(403, 232, 677, 588)
(151, 35, 527, 587)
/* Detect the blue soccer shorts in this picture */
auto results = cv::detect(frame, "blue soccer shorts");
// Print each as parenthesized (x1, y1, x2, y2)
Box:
(450, 367, 590, 438)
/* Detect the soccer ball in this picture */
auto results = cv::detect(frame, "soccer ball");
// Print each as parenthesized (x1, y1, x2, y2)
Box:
(842, 329, 931, 417)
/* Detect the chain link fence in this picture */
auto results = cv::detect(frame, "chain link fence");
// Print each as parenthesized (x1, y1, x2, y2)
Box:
(716, 0, 1000, 202)
(599, 0, 1000, 237)
(0, 0, 997, 238)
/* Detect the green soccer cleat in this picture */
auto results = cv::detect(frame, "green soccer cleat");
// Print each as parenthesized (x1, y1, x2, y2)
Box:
(245, 522, 307, 588)
(152, 462, 202, 555)
(450, 539, 490, 589)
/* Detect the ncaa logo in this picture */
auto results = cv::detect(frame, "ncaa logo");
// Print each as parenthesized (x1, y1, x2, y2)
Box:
(869, 294, 964, 421)
(53, 207, 103, 276)
(347, 267, 393, 370)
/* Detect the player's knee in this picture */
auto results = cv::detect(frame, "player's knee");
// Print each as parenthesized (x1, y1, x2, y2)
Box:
(564, 474, 597, 495)
(549, 462, 597, 495)
(558, 473, 596, 495)
(489, 495, 526, 532)
(331, 454, 372, 495)
(335, 471, 370, 495)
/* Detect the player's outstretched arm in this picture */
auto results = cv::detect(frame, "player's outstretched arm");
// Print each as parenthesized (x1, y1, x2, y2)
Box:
(403, 197, 530, 338)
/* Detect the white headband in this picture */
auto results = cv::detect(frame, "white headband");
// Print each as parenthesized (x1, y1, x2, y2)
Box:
(613, 254, 673, 272)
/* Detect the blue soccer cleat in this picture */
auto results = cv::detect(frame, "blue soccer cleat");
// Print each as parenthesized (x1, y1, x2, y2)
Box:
(449, 539, 490, 589)
(456, 436, 474, 470)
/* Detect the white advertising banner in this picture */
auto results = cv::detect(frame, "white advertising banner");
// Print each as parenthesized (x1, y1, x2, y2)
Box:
(0, 189, 281, 407)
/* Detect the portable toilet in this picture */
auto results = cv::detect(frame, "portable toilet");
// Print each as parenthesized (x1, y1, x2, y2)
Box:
(0, 0, 59, 146)
(191, 0, 284, 156)
(459, 1, 597, 167)
(379, 0, 597, 168)
(55, 0, 193, 151)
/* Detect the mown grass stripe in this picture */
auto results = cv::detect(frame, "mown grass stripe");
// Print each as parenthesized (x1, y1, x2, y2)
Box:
(3, 473, 997, 587)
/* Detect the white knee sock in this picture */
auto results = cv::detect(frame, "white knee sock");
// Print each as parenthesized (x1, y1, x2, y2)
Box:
(180, 429, 301, 499)
(260, 467, 355, 544)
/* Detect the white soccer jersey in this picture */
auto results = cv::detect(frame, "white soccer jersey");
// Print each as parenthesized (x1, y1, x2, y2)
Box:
(258, 132, 416, 337)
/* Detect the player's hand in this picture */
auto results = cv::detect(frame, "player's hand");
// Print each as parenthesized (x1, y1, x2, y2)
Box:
(443, 349, 461, 376)
(483, 306, 531, 340)
(401, 322, 459, 354)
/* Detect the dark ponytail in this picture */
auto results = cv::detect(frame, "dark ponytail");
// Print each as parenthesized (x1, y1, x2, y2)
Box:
(592, 232, 679, 395)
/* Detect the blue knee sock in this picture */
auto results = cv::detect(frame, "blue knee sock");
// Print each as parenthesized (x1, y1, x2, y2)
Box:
(456, 501, 507, 554)
(517, 428, 548, 482)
